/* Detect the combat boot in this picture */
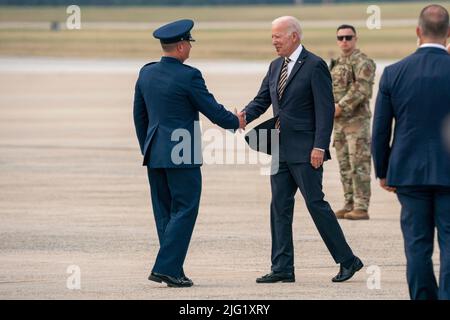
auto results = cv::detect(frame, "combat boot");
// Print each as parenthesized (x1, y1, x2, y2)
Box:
(334, 203, 353, 219)
(345, 209, 370, 220)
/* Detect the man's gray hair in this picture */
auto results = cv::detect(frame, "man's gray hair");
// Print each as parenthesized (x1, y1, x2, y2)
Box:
(272, 16, 303, 39)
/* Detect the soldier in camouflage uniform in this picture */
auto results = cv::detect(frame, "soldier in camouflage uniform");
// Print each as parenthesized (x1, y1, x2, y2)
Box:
(330, 25, 376, 220)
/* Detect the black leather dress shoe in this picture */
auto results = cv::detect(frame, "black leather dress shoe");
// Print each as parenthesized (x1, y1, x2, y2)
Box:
(148, 272, 193, 287)
(256, 271, 295, 283)
(181, 275, 193, 286)
(180, 269, 193, 286)
(332, 257, 364, 282)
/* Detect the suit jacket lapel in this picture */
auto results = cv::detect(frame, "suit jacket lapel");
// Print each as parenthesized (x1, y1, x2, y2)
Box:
(272, 57, 284, 86)
(270, 57, 284, 109)
(284, 47, 309, 89)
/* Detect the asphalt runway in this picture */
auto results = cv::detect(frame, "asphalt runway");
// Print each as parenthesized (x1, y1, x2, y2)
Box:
(0, 57, 439, 299)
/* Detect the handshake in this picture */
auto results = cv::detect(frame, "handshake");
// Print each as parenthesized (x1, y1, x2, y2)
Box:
(234, 108, 247, 131)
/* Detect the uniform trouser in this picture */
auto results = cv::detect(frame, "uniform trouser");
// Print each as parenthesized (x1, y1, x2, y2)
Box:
(396, 186, 450, 300)
(147, 167, 202, 278)
(333, 119, 371, 211)
(270, 161, 355, 273)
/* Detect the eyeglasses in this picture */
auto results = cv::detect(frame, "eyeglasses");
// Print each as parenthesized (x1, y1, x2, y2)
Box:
(337, 35, 355, 41)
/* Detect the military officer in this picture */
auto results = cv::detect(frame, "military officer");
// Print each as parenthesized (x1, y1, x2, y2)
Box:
(133, 19, 246, 287)
(330, 24, 376, 220)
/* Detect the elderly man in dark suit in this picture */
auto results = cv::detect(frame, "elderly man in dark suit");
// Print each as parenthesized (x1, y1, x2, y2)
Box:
(372, 5, 450, 300)
(242, 16, 362, 284)
(133, 19, 246, 288)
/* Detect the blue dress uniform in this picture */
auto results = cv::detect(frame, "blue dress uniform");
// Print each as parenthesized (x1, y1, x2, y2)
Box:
(133, 19, 239, 283)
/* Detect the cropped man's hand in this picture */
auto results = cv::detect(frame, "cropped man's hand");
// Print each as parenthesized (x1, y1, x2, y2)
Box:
(235, 108, 246, 131)
(380, 178, 396, 193)
(334, 103, 342, 118)
(310, 149, 324, 169)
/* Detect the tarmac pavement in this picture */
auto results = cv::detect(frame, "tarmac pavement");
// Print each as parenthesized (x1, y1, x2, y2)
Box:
(0, 58, 439, 299)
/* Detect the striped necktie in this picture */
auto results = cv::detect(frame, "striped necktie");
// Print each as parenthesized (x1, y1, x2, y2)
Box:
(277, 57, 291, 99)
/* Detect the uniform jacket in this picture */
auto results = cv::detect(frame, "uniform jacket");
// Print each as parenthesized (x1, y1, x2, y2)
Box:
(330, 49, 376, 125)
(133, 56, 239, 168)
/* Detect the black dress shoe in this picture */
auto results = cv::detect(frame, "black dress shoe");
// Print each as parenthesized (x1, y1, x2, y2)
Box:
(181, 275, 193, 286)
(332, 257, 364, 282)
(256, 271, 295, 283)
(148, 272, 193, 287)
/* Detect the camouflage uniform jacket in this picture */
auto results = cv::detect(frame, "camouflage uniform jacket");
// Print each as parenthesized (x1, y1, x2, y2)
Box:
(330, 49, 376, 126)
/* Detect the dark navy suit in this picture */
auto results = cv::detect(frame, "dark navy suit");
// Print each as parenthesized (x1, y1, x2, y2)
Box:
(134, 56, 239, 278)
(372, 46, 450, 300)
(244, 47, 354, 273)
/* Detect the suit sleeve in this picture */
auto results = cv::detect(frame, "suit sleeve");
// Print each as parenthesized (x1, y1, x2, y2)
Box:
(311, 60, 335, 150)
(188, 68, 239, 130)
(371, 69, 394, 179)
(242, 64, 273, 124)
(133, 77, 148, 155)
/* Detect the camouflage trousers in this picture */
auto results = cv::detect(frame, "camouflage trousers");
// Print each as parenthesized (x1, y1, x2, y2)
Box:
(333, 119, 371, 211)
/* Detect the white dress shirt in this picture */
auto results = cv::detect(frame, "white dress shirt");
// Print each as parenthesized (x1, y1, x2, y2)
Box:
(286, 44, 303, 77)
(419, 43, 447, 51)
